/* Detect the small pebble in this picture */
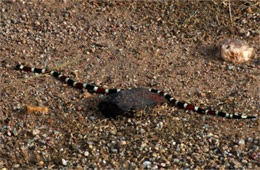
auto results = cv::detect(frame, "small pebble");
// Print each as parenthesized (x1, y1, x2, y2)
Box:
(110, 128, 117, 135)
(160, 162, 166, 167)
(247, 137, 253, 142)
(143, 161, 152, 168)
(38, 161, 44, 166)
(13, 164, 20, 168)
(89, 116, 96, 120)
(84, 151, 89, 157)
(242, 159, 248, 164)
(156, 122, 163, 129)
(32, 129, 40, 136)
(173, 158, 180, 163)
(61, 159, 67, 166)
(12, 128, 18, 136)
(227, 65, 234, 70)
(241, 18, 247, 24)
(152, 165, 158, 169)
(140, 128, 145, 134)
(7, 131, 12, 136)
(120, 140, 127, 146)
(238, 139, 245, 145)
(34, 20, 40, 26)
(111, 148, 118, 153)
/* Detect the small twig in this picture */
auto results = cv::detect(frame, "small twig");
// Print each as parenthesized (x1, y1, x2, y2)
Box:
(228, 0, 233, 24)
(216, 15, 220, 26)
(183, 9, 198, 28)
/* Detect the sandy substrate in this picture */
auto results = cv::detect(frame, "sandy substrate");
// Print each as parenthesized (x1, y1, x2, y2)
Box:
(0, 1, 259, 169)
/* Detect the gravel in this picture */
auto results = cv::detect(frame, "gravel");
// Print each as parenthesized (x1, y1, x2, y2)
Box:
(0, 1, 259, 169)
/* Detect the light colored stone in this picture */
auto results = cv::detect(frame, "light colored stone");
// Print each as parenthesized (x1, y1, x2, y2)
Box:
(61, 159, 67, 166)
(143, 161, 152, 168)
(220, 39, 254, 64)
(32, 129, 40, 136)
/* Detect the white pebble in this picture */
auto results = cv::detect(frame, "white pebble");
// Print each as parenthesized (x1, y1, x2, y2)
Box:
(111, 148, 118, 153)
(227, 65, 234, 70)
(173, 158, 180, 163)
(143, 161, 152, 168)
(140, 128, 145, 134)
(247, 137, 253, 142)
(84, 151, 89, 157)
(32, 129, 40, 136)
(161, 163, 166, 167)
(238, 139, 245, 145)
(89, 116, 96, 120)
(61, 159, 67, 166)
(156, 122, 163, 129)
(13, 164, 20, 168)
(7, 131, 12, 136)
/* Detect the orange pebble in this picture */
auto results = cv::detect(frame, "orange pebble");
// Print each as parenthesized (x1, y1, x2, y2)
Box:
(26, 105, 49, 114)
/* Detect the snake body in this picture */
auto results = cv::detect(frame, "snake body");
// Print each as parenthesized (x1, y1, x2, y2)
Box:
(16, 64, 256, 119)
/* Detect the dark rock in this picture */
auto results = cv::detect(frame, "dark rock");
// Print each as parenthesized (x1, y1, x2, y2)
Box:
(98, 88, 168, 118)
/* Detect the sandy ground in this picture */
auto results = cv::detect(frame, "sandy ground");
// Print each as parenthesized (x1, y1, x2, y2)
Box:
(0, 1, 259, 169)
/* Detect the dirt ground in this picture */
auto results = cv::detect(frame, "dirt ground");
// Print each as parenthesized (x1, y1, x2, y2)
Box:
(0, 0, 259, 169)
